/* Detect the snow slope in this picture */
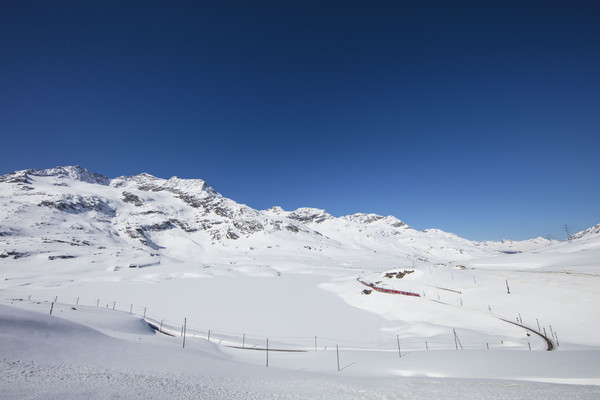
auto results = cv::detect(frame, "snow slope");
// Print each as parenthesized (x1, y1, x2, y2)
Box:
(2, 301, 600, 399)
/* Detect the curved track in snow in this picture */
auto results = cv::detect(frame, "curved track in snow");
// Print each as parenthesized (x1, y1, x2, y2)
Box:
(498, 317, 555, 351)
(358, 277, 556, 351)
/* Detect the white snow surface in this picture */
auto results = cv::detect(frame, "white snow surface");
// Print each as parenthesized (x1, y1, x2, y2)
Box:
(1, 166, 599, 398)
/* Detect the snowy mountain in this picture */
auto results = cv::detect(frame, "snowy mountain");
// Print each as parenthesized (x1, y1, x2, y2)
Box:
(0, 165, 556, 271)
(569, 223, 600, 240)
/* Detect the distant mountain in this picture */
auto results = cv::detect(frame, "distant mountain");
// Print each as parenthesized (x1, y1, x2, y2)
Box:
(569, 224, 600, 240)
(0, 166, 559, 269)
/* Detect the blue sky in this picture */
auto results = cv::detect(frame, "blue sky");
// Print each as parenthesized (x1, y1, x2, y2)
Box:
(1, 1, 599, 241)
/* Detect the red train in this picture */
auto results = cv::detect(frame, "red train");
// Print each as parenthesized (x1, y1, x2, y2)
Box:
(357, 278, 421, 297)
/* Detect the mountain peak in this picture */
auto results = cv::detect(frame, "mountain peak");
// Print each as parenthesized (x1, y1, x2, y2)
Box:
(344, 213, 385, 224)
(161, 176, 220, 198)
(112, 173, 220, 198)
(343, 213, 410, 229)
(264, 206, 285, 214)
(288, 207, 332, 224)
(1, 165, 110, 186)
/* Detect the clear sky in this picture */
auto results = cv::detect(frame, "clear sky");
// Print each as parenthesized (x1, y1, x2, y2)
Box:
(1, 1, 599, 241)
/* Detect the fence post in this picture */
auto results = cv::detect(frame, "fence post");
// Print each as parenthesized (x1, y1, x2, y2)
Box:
(129, 304, 133, 314)
(397, 335, 402, 358)
(49, 302, 54, 315)
(112, 301, 115, 310)
(453, 329, 463, 350)
(454, 329, 458, 350)
(266, 338, 269, 367)
(76, 297, 79, 305)
(242, 333, 245, 349)
(182, 318, 187, 348)
(208, 330, 211, 341)
(97, 299, 100, 307)
(143, 307, 146, 318)
(425, 341, 429, 351)
(506, 280, 510, 294)
(336, 345, 340, 371)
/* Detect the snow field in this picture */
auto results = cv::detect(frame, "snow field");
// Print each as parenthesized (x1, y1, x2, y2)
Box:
(2, 301, 600, 400)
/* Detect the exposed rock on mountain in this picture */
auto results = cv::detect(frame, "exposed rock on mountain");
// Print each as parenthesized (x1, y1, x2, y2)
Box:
(287, 208, 333, 224)
(39, 195, 116, 216)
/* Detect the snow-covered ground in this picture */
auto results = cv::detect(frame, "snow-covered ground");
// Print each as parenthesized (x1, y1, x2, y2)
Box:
(2, 298, 599, 399)
(1, 166, 599, 398)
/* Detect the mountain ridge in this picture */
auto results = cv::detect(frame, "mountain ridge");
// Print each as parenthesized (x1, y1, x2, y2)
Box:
(0, 166, 570, 272)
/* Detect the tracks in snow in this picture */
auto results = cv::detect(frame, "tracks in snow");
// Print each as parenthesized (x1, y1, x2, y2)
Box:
(358, 277, 556, 351)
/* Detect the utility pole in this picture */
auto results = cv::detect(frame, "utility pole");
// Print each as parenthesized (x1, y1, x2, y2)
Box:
(564, 224, 572, 242)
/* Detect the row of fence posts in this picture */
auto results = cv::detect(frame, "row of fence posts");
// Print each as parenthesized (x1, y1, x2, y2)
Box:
(173, 315, 554, 361)
(38, 294, 556, 368)
(176, 317, 474, 371)
(423, 281, 559, 351)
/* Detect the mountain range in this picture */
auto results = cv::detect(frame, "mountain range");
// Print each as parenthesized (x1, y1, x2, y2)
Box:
(1, 165, 571, 272)
(0, 166, 594, 274)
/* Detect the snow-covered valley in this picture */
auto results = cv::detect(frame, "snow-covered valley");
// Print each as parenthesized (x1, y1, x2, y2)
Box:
(1, 166, 599, 398)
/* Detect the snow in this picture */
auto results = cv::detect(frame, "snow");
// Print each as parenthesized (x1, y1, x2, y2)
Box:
(1, 301, 600, 399)
(1, 166, 599, 398)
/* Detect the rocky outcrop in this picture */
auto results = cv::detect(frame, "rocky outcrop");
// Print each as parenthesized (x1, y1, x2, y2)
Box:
(288, 208, 333, 224)
(38, 196, 116, 216)
(121, 192, 144, 207)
